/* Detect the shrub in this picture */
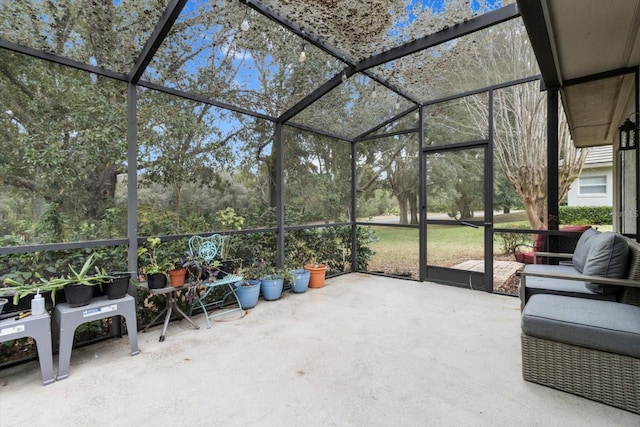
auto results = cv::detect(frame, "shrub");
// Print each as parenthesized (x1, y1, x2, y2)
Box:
(559, 206, 612, 225)
(494, 232, 530, 255)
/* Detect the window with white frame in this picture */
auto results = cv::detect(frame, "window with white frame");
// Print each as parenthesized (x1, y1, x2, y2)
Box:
(579, 175, 607, 195)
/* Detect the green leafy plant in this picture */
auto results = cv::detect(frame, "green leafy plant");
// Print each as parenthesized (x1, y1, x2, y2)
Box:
(180, 247, 222, 284)
(138, 237, 173, 277)
(215, 207, 245, 260)
(1, 253, 111, 305)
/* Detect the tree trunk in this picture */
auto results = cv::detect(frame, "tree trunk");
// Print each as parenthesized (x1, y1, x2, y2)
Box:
(524, 200, 543, 231)
(409, 193, 418, 225)
(398, 193, 408, 225)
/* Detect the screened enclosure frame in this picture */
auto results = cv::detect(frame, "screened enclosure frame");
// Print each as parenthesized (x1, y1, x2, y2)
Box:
(1, 1, 611, 291)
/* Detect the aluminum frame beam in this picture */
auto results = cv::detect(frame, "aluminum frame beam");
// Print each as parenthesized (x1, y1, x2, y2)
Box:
(126, 82, 138, 273)
(354, 4, 520, 74)
(278, 67, 355, 123)
(354, 107, 419, 141)
(0, 39, 127, 82)
(137, 80, 276, 122)
(128, 0, 187, 84)
(516, 0, 560, 88)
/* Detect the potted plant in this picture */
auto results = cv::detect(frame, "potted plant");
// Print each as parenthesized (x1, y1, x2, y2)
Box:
(304, 262, 328, 288)
(102, 271, 132, 299)
(234, 264, 262, 309)
(58, 254, 113, 307)
(289, 267, 310, 293)
(181, 248, 222, 284)
(235, 279, 261, 309)
(168, 260, 188, 288)
(259, 267, 292, 301)
(1, 276, 60, 312)
(1, 253, 112, 308)
(138, 237, 173, 289)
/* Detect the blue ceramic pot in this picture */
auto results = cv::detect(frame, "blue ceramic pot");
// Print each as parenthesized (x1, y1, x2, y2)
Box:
(235, 280, 260, 309)
(260, 275, 284, 301)
(290, 269, 310, 293)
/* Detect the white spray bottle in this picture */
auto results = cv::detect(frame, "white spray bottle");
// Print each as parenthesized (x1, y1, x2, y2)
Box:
(31, 289, 45, 315)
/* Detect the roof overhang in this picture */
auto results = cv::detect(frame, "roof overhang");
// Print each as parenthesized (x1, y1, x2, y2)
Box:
(517, 0, 640, 147)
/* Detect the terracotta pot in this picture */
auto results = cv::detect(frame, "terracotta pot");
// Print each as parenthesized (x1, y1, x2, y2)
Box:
(304, 264, 328, 288)
(169, 268, 187, 287)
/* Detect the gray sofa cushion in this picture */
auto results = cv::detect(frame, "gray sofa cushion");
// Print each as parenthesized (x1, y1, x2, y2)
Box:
(572, 228, 600, 273)
(521, 263, 620, 302)
(522, 294, 640, 358)
(583, 232, 629, 294)
(523, 274, 618, 302)
(523, 264, 578, 275)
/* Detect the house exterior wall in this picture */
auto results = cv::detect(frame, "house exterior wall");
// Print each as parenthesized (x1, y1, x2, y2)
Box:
(567, 165, 613, 206)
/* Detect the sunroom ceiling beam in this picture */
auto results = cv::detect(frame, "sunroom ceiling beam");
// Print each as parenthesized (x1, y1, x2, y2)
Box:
(0, 39, 127, 82)
(242, 0, 355, 67)
(354, 3, 520, 75)
(360, 70, 420, 105)
(137, 80, 276, 122)
(285, 121, 354, 143)
(128, 0, 187, 84)
(358, 128, 419, 142)
(244, 0, 419, 123)
(354, 106, 419, 141)
(277, 67, 356, 123)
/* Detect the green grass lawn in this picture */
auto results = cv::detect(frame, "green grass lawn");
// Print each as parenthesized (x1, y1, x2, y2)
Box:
(367, 225, 486, 273)
(365, 217, 613, 276)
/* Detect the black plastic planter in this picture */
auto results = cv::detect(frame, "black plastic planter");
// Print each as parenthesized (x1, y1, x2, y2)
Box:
(105, 273, 131, 299)
(63, 283, 94, 307)
(147, 273, 168, 289)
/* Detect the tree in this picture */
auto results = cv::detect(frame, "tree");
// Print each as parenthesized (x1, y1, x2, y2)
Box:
(427, 149, 484, 220)
(386, 2, 587, 230)
(456, 20, 587, 230)
(0, 1, 171, 239)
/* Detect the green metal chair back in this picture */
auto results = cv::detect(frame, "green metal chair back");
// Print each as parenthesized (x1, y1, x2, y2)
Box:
(188, 234, 223, 264)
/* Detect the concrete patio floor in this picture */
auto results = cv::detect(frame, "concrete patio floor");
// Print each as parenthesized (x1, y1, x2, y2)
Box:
(1, 273, 638, 426)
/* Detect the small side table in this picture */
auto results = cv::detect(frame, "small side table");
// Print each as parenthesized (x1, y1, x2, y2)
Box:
(0, 313, 55, 385)
(53, 295, 139, 381)
(142, 282, 200, 342)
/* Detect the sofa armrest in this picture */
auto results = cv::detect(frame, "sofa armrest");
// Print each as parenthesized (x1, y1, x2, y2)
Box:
(520, 269, 640, 288)
(532, 252, 573, 264)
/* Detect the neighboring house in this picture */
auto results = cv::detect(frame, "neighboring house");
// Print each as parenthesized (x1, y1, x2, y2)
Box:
(567, 145, 612, 206)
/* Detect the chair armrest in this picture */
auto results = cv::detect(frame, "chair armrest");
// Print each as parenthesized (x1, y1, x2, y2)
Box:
(520, 269, 640, 288)
(532, 252, 573, 264)
(514, 243, 534, 252)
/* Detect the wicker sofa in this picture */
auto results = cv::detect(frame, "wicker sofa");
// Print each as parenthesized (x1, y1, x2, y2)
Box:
(519, 230, 640, 306)
(519, 231, 640, 414)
